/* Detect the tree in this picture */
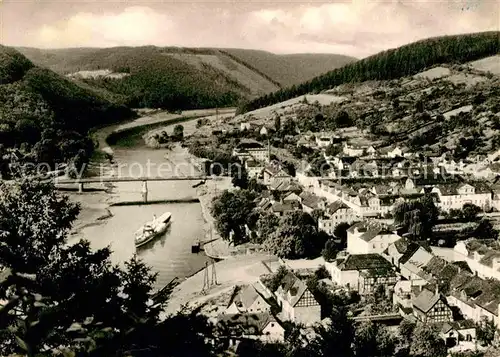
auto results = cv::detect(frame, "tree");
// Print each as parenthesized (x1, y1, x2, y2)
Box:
(263, 211, 328, 259)
(353, 321, 396, 357)
(475, 220, 498, 240)
(333, 222, 351, 248)
(322, 239, 338, 262)
(393, 195, 438, 240)
(476, 317, 496, 346)
(256, 212, 280, 242)
(462, 203, 482, 221)
(173, 124, 184, 141)
(211, 190, 256, 245)
(325, 144, 342, 157)
(409, 324, 447, 357)
(274, 115, 281, 132)
(231, 163, 249, 189)
(311, 208, 324, 230)
(334, 110, 353, 128)
(0, 179, 216, 356)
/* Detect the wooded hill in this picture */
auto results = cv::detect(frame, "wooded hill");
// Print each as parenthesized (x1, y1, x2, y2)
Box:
(0, 45, 134, 169)
(17, 46, 356, 111)
(238, 32, 500, 114)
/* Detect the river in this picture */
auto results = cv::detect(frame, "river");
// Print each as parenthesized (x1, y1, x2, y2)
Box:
(70, 113, 228, 290)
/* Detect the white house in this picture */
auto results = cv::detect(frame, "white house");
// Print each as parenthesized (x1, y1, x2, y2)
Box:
(225, 284, 271, 315)
(346, 221, 401, 255)
(326, 253, 394, 290)
(263, 163, 292, 186)
(453, 239, 500, 281)
(343, 142, 365, 157)
(318, 200, 359, 235)
(432, 182, 492, 211)
(274, 272, 321, 326)
(215, 312, 285, 345)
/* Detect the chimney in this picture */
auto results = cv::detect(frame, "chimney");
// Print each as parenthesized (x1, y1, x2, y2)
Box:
(435, 284, 439, 296)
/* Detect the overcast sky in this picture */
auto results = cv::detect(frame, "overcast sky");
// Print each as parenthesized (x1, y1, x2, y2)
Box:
(1, 0, 498, 58)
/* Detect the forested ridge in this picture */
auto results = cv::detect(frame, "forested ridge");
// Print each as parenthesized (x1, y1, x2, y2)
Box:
(0, 45, 134, 171)
(238, 31, 500, 113)
(18, 46, 356, 111)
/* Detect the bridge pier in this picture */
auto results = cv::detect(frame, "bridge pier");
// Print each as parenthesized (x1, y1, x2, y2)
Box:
(78, 182, 84, 194)
(141, 180, 148, 203)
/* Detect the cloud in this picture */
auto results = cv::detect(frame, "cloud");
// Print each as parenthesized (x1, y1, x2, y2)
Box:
(5, 1, 499, 57)
(35, 6, 176, 48)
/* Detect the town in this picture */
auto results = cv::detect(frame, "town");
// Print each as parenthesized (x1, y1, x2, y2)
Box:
(181, 57, 500, 356)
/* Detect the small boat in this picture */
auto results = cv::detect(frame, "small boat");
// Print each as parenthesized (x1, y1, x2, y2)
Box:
(192, 180, 206, 188)
(135, 212, 172, 248)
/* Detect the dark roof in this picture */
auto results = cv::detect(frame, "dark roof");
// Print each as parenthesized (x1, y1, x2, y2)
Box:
(271, 202, 295, 213)
(276, 272, 312, 307)
(338, 254, 393, 271)
(237, 139, 264, 149)
(229, 285, 262, 310)
(412, 288, 444, 313)
(348, 221, 397, 242)
(216, 312, 278, 336)
(326, 200, 350, 214)
(299, 191, 324, 210)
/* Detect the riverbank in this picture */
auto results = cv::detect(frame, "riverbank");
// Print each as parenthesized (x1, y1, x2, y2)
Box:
(164, 253, 275, 315)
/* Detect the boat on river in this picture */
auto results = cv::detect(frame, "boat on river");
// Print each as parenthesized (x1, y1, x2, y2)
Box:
(135, 212, 172, 248)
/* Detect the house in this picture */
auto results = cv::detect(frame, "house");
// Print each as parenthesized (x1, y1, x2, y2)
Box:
(215, 312, 285, 346)
(347, 221, 401, 255)
(225, 285, 271, 315)
(440, 320, 476, 347)
(232, 140, 270, 163)
(274, 272, 321, 326)
(358, 268, 399, 295)
(412, 287, 453, 323)
(240, 122, 252, 131)
(263, 162, 292, 186)
(316, 136, 336, 148)
(453, 239, 500, 281)
(386, 146, 405, 158)
(245, 160, 264, 178)
(299, 191, 326, 214)
(318, 201, 359, 235)
(282, 192, 301, 206)
(431, 182, 492, 211)
(343, 142, 365, 157)
(399, 245, 434, 281)
(271, 202, 296, 217)
(326, 253, 394, 290)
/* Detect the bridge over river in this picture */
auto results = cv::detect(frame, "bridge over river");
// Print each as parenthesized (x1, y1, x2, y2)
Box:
(54, 175, 212, 201)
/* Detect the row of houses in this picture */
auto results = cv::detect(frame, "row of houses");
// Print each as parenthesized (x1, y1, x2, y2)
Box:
(299, 172, 500, 217)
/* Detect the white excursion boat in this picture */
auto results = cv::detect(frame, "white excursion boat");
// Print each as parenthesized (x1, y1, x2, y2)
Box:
(135, 212, 172, 248)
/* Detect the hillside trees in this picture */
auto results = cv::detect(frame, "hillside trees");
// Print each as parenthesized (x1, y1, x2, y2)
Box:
(238, 32, 500, 113)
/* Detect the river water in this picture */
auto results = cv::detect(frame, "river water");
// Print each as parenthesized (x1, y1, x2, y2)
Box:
(70, 120, 212, 290)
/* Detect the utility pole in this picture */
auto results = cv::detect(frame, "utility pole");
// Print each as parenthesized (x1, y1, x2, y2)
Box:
(211, 259, 217, 286)
(201, 261, 209, 294)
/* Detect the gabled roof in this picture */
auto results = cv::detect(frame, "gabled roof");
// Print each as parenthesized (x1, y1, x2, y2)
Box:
(299, 191, 324, 210)
(412, 288, 444, 313)
(216, 312, 279, 336)
(337, 253, 393, 271)
(276, 272, 312, 307)
(326, 200, 350, 214)
(348, 221, 397, 242)
(229, 285, 263, 310)
(271, 202, 295, 213)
